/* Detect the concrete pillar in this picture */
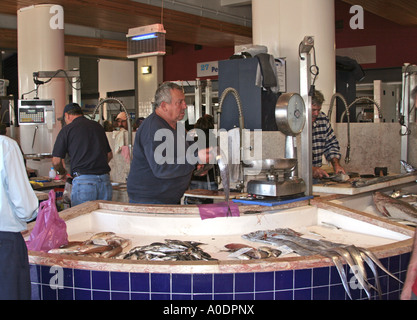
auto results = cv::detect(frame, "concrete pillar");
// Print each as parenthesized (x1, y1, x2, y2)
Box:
(252, 0, 335, 113)
(17, 4, 65, 154)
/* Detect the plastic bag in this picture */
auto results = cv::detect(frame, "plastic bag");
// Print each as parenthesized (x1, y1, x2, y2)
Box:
(197, 201, 240, 220)
(26, 189, 68, 252)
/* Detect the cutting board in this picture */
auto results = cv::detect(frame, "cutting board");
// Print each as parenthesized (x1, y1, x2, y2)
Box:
(312, 173, 417, 195)
(233, 195, 313, 206)
(183, 189, 246, 200)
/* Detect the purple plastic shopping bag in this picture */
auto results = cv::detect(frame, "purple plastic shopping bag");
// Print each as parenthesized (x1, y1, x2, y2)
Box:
(198, 201, 240, 220)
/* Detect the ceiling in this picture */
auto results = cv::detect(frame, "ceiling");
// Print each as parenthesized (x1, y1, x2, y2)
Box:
(341, 0, 417, 27)
(0, 0, 416, 59)
(0, 0, 252, 59)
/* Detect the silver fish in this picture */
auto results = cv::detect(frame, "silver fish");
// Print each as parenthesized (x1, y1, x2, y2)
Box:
(373, 191, 417, 224)
(359, 250, 382, 300)
(244, 228, 403, 299)
(344, 245, 372, 299)
(320, 250, 352, 300)
(122, 239, 216, 261)
(242, 231, 316, 256)
(357, 247, 402, 284)
(329, 172, 350, 182)
(216, 151, 231, 216)
(400, 160, 416, 173)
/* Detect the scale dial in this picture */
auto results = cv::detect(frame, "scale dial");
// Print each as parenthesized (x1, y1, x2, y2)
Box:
(275, 93, 306, 136)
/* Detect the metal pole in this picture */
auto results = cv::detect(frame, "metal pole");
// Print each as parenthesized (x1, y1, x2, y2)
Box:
(205, 79, 212, 115)
(195, 78, 202, 121)
(299, 36, 314, 196)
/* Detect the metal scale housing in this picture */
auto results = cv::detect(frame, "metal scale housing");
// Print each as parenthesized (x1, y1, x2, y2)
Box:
(246, 93, 307, 198)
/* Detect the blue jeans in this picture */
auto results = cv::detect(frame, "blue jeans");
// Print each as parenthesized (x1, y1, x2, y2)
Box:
(71, 174, 112, 206)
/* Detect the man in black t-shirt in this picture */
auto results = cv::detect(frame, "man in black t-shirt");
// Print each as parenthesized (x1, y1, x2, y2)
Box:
(52, 103, 113, 206)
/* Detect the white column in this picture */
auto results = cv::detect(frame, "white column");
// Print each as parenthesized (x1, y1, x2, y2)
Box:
(252, 0, 335, 113)
(17, 4, 65, 154)
(137, 55, 163, 117)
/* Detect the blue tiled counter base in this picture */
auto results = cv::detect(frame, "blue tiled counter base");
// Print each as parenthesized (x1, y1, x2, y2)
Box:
(30, 252, 410, 300)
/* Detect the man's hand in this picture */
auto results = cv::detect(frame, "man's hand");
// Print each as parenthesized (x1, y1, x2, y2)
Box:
(313, 166, 329, 179)
(331, 158, 346, 175)
(197, 146, 216, 165)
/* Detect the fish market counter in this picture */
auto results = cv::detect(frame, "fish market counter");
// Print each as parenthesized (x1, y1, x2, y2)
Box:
(25, 193, 415, 300)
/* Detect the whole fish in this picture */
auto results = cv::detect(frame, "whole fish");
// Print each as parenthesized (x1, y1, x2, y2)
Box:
(48, 242, 83, 255)
(327, 172, 350, 182)
(77, 244, 114, 254)
(242, 232, 316, 256)
(359, 251, 382, 300)
(344, 245, 372, 299)
(216, 151, 231, 216)
(357, 247, 402, 284)
(121, 239, 216, 261)
(101, 245, 123, 258)
(258, 246, 282, 258)
(225, 243, 256, 251)
(400, 160, 416, 173)
(320, 250, 352, 300)
(373, 191, 417, 223)
(89, 231, 116, 245)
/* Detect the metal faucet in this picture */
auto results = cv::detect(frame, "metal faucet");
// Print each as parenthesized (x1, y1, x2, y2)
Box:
(92, 97, 132, 161)
(328, 94, 384, 164)
(217, 87, 245, 190)
(217, 87, 245, 156)
(328, 93, 351, 163)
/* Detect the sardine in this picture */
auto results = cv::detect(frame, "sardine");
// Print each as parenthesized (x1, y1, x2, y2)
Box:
(373, 191, 417, 223)
(121, 239, 216, 261)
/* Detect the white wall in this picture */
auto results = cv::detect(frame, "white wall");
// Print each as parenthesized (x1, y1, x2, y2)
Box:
(98, 59, 135, 99)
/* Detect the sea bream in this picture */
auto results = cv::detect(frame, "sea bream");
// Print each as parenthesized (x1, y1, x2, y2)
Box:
(373, 191, 417, 224)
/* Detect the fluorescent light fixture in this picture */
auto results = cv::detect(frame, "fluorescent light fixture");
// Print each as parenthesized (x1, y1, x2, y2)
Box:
(141, 66, 152, 74)
(131, 33, 158, 41)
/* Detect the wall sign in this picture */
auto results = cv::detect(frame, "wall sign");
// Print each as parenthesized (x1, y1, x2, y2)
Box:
(197, 61, 219, 77)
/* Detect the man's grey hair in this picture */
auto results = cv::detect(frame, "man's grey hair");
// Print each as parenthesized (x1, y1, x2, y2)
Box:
(153, 82, 183, 109)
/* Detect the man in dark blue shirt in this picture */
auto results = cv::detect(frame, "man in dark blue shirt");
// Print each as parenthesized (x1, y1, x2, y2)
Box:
(127, 82, 213, 204)
(52, 103, 113, 206)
